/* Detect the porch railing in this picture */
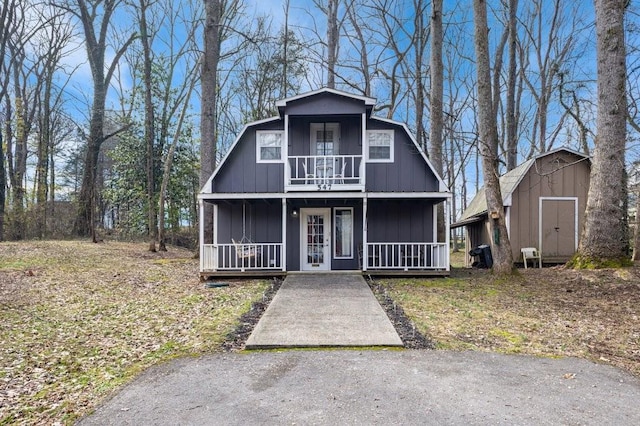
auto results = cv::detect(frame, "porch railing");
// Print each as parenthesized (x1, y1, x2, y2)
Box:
(202, 243, 283, 271)
(287, 155, 363, 188)
(363, 242, 448, 271)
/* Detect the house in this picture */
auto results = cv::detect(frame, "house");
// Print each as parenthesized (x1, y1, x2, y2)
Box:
(198, 88, 451, 278)
(452, 147, 591, 266)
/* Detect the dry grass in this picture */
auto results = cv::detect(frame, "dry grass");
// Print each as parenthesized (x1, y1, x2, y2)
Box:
(378, 263, 640, 378)
(0, 241, 267, 425)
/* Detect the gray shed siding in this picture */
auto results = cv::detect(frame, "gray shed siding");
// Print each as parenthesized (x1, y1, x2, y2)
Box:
(365, 120, 440, 193)
(211, 120, 284, 194)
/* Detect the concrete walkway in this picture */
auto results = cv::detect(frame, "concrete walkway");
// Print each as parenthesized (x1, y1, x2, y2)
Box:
(245, 273, 403, 348)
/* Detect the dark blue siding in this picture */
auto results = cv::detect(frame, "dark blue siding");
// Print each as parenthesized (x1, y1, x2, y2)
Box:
(365, 120, 440, 193)
(217, 201, 282, 244)
(286, 92, 364, 115)
(212, 120, 285, 193)
(367, 200, 435, 242)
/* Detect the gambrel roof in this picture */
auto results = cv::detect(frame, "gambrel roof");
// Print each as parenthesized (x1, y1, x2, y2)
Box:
(452, 147, 590, 228)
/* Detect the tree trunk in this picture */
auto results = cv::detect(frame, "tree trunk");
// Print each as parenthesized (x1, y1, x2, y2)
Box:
(326, 0, 338, 89)
(139, 0, 157, 252)
(505, 0, 519, 171)
(573, 0, 628, 267)
(472, 0, 514, 274)
(200, 0, 223, 246)
(429, 0, 445, 241)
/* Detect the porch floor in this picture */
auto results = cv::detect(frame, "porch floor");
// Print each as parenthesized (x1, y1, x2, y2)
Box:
(245, 273, 403, 349)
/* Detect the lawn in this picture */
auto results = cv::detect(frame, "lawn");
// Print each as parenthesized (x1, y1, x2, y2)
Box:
(2, 242, 639, 424)
(377, 254, 640, 378)
(0, 241, 268, 425)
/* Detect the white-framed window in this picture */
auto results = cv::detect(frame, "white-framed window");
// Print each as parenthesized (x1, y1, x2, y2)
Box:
(256, 130, 284, 162)
(366, 129, 394, 162)
(334, 207, 353, 259)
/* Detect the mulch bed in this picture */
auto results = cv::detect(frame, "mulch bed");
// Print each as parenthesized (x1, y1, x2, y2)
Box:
(222, 278, 283, 351)
(366, 277, 436, 349)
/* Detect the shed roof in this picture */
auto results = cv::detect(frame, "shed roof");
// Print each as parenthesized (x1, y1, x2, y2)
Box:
(452, 147, 590, 228)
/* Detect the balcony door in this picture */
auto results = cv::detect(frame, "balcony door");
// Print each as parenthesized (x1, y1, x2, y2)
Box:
(310, 123, 340, 183)
(301, 208, 331, 271)
(311, 123, 340, 155)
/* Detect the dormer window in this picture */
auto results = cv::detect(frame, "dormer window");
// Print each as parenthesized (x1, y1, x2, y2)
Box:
(366, 130, 394, 162)
(256, 130, 284, 162)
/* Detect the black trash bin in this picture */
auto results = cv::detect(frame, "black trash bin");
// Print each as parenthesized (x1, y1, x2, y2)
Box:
(469, 244, 493, 268)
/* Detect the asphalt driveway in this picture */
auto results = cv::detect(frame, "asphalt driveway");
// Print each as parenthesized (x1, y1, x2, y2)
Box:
(79, 349, 640, 425)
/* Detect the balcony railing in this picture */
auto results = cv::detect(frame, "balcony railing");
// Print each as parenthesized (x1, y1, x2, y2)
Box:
(287, 155, 363, 191)
(362, 242, 449, 271)
(202, 243, 283, 271)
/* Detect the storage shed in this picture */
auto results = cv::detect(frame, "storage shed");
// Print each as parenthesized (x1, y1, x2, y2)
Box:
(452, 148, 591, 266)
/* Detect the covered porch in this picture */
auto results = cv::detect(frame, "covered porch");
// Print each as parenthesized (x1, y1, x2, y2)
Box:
(199, 194, 450, 278)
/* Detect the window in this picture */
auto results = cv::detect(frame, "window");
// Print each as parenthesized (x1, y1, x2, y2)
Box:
(334, 208, 353, 258)
(256, 131, 283, 162)
(366, 130, 394, 162)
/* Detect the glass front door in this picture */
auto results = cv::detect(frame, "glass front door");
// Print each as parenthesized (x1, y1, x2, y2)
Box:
(301, 208, 331, 271)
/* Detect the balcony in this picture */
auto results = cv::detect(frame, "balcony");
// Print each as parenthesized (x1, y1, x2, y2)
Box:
(286, 155, 364, 192)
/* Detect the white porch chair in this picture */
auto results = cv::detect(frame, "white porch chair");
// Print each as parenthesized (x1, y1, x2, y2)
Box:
(521, 247, 542, 269)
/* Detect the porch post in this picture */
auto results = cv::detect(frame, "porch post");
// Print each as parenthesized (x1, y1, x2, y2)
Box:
(361, 112, 367, 188)
(282, 198, 287, 271)
(199, 198, 204, 272)
(284, 113, 290, 190)
(213, 203, 218, 270)
(445, 197, 451, 271)
(362, 197, 368, 271)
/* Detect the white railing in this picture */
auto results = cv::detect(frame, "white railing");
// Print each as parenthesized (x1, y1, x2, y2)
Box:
(288, 155, 363, 188)
(202, 243, 283, 271)
(363, 242, 448, 271)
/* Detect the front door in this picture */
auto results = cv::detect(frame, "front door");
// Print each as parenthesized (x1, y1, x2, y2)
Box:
(301, 208, 331, 271)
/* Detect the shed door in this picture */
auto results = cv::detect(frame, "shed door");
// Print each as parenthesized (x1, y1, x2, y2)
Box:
(540, 198, 577, 258)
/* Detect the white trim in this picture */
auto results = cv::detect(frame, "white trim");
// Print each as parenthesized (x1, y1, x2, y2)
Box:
(365, 129, 394, 163)
(538, 197, 579, 256)
(505, 206, 511, 238)
(444, 198, 451, 272)
(367, 191, 452, 199)
(199, 191, 452, 201)
(256, 130, 284, 163)
(213, 203, 218, 270)
(300, 208, 332, 271)
(333, 207, 354, 259)
(361, 112, 367, 190)
(284, 114, 290, 186)
(362, 198, 368, 271)
(432, 204, 438, 242)
(282, 199, 287, 271)
(199, 199, 204, 272)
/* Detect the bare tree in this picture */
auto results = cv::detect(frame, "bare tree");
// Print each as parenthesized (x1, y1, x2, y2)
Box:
(429, 0, 445, 239)
(505, 0, 519, 170)
(65, 0, 136, 241)
(472, 0, 513, 274)
(573, 0, 629, 267)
